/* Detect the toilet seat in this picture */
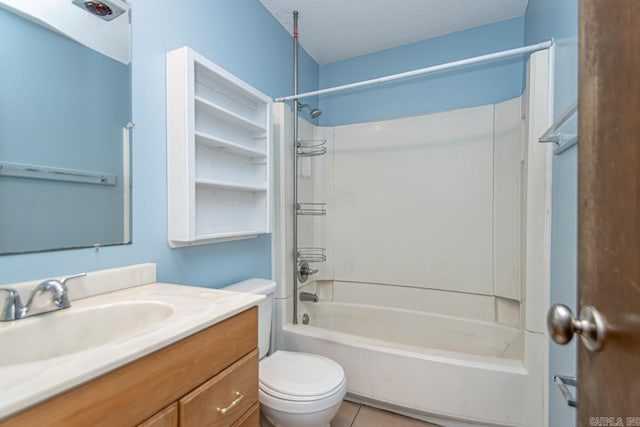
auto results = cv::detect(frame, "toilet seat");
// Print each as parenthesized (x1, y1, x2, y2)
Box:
(260, 351, 345, 398)
(259, 351, 347, 414)
(259, 382, 346, 415)
(260, 377, 347, 402)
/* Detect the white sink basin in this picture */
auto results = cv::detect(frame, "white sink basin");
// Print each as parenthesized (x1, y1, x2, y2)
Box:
(0, 301, 174, 366)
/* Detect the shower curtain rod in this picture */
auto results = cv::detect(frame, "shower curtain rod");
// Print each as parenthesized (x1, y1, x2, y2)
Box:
(274, 39, 554, 102)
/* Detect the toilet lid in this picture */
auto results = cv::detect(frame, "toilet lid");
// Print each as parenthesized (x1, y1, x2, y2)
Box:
(259, 351, 345, 398)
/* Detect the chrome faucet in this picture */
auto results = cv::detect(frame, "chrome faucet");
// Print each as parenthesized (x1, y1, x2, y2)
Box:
(299, 292, 319, 303)
(0, 288, 25, 321)
(0, 273, 85, 321)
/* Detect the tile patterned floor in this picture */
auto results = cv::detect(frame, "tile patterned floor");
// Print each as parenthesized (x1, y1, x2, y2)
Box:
(331, 401, 440, 427)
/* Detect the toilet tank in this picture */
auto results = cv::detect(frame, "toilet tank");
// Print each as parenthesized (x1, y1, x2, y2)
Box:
(223, 278, 276, 359)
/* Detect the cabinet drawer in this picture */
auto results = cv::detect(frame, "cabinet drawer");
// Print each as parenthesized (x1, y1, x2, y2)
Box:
(232, 403, 259, 427)
(180, 350, 258, 427)
(138, 403, 178, 427)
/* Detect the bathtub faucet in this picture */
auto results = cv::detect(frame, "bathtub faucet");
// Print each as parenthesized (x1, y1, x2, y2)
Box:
(299, 292, 319, 303)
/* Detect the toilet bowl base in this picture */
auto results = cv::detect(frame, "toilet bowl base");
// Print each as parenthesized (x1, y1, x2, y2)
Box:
(260, 401, 340, 427)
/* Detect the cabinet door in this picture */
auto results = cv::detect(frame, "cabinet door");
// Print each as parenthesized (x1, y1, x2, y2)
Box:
(179, 350, 258, 427)
(138, 403, 178, 427)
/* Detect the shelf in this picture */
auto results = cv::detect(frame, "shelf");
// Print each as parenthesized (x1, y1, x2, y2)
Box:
(195, 178, 267, 192)
(170, 230, 261, 247)
(195, 131, 266, 158)
(195, 96, 266, 133)
(167, 46, 272, 247)
(193, 56, 267, 107)
(539, 101, 577, 155)
(195, 230, 262, 241)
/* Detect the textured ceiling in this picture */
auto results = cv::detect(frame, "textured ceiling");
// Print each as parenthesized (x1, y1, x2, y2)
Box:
(259, 0, 529, 64)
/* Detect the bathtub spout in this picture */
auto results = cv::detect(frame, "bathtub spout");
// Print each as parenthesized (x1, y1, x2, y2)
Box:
(300, 292, 319, 303)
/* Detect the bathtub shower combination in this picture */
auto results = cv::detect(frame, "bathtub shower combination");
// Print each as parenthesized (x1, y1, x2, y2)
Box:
(273, 45, 553, 427)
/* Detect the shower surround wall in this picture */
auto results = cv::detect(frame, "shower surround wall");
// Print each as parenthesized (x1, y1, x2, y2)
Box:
(286, 98, 528, 328)
(330, 100, 523, 324)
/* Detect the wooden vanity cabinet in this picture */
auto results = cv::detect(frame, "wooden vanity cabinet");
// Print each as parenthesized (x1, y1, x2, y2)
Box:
(0, 307, 259, 427)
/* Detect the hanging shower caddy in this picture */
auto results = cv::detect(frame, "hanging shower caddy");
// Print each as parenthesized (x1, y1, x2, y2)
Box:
(294, 135, 328, 281)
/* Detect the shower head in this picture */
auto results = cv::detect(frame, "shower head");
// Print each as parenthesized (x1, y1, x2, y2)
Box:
(298, 103, 322, 119)
(309, 108, 322, 119)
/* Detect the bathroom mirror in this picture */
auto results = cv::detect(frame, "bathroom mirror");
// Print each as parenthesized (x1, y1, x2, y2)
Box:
(0, 0, 132, 255)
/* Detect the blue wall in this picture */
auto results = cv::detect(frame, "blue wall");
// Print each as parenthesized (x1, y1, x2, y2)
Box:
(317, 17, 525, 126)
(0, 0, 319, 287)
(0, 8, 129, 253)
(525, 1, 579, 426)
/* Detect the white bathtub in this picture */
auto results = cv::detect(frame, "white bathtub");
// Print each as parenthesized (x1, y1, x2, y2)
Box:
(280, 300, 545, 427)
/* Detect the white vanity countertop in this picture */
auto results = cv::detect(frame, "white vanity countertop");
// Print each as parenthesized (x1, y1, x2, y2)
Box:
(0, 282, 263, 419)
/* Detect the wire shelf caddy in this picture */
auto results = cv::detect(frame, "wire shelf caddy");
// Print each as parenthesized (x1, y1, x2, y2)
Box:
(296, 202, 327, 216)
(297, 247, 327, 263)
(297, 139, 327, 157)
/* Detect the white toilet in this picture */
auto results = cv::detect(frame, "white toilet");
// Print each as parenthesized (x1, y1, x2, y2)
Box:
(225, 279, 346, 427)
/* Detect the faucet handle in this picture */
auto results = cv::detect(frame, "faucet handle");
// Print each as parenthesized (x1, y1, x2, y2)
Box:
(53, 273, 86, 308)
(28, 273, 86, 312)
(60, 273, 87, 287)
(297, 261, 319, 283)
(0, 288, 24, 321)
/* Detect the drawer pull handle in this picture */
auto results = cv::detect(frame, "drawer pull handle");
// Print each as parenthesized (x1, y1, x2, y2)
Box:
(216, 391, 244, 415)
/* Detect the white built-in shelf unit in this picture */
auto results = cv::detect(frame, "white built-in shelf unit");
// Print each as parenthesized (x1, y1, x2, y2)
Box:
(166, 47, 272, 247)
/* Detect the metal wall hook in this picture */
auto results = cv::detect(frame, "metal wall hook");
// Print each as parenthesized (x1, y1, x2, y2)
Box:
(554, 375, 577, 408)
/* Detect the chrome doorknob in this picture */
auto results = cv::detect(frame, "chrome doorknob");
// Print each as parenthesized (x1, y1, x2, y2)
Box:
(546, 304, 606, 351)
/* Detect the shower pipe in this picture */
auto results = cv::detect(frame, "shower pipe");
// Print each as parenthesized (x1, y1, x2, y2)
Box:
(275, 39, 554, 103)
(292, 10, 300, 324)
